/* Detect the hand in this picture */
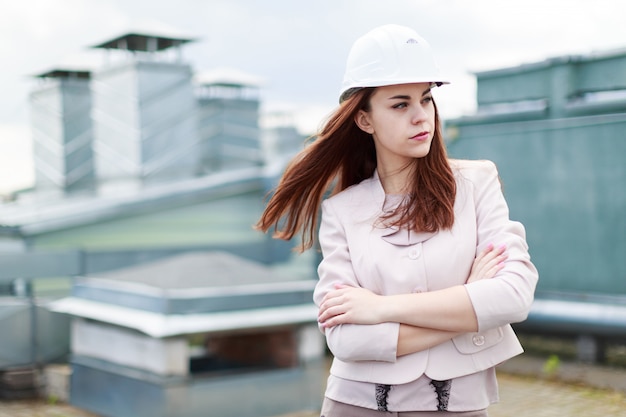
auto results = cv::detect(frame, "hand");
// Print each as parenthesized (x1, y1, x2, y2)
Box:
(466, 243, 508, 284)
(318, 284, 386, 328)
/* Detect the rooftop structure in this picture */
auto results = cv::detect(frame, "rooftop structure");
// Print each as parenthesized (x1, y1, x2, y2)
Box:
(455, 47, 626, 123)
(91, 32, 195, 52)
(34, 69, 91, 80)
(29, 67, 95, 195)
(0, 225, 23, 253)
(90, 32, 200, 190)
(18, 26, 305, 204)
(195, 68, 264, 172)
(446, 47, 626, 296)
(52, 251, 324, 417)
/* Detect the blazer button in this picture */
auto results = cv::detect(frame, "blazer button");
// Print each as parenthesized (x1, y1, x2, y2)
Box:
(472, 334, 486, 346)
(408, 247, 421, 260)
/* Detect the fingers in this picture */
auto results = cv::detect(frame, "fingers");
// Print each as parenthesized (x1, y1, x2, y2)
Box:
(318, 284, 371, 328)
(487, 244, 508, 276)
(483, 255, 508, 278)
(480, 244, 506, 265)
(319, 310, 350, 328)
(318, 289, 348, 326)
(318, 307, 345, 328)
(476, 243, 505, 267)
(467, 243, 508, 283)
(321, 285, 349, 306)
(319, 300, 351, 328)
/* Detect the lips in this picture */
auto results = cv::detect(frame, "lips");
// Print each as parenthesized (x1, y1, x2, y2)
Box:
(410, 131, 430, 141)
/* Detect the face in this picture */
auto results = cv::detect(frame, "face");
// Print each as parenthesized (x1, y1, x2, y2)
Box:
(354, 83, 436, 173)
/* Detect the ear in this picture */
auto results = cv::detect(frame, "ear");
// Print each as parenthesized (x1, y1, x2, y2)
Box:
(354, 110, 374, 134)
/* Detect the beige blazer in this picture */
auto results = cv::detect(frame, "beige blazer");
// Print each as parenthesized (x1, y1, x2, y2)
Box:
(313, 159, 538, 384)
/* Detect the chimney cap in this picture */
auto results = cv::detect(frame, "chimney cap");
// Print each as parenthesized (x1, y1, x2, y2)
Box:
(91, 31, 196, 52)
(33, 68, 91, 79)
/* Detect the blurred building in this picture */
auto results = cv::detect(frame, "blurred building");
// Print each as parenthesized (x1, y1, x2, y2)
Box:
(51, 252, 324, 417)
(0, 225, 24, 294)
(90, 32, 200, 193)
(1, 29, 310, 397)
(195, 68, 264, 173)
(0, 225, 24, 253)
(446, 48, 626, 296)
(11, 30, 307, 251)
(29, 68, 95, 196)
(261, 111, 308, 173)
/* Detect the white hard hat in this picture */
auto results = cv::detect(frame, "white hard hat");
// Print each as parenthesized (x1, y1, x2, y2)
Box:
(339, 24, 449, 102)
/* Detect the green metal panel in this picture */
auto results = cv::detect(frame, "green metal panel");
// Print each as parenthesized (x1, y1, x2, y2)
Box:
(574, 54, 626, 93)
(476, 66, 551, 105)
(447, 113, 626, 295)
(475, 51, 626, 106)
(449, 50, 626, 297)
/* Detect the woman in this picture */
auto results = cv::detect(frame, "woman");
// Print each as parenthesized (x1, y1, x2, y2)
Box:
(256, 24, 538, 416)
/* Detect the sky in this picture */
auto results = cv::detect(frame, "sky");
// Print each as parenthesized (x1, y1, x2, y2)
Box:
(0, 0, 624, 195)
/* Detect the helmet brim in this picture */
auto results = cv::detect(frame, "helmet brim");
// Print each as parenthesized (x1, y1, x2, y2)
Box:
(339, 80, 450, 103)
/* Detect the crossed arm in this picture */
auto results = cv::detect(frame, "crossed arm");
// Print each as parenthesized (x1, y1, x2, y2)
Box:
(317, 243, 507, 357)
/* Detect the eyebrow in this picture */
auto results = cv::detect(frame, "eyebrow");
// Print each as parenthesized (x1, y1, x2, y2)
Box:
(388, 88, 432, 100)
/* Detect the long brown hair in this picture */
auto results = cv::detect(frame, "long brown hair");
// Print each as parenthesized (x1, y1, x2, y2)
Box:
(255, 88, 456, 251)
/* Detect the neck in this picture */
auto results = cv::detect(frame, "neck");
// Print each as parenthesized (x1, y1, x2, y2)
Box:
(377, 164, 413, 195)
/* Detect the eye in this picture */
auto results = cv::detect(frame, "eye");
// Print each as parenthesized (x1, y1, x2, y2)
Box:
(421, 96, 433, 104)
(392, 102, 408, 109)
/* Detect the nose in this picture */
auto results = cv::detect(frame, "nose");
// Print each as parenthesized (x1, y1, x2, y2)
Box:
(411, 104, 428, 124)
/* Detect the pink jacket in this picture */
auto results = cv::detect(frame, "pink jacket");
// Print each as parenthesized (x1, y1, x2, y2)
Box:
(313, 159, 538, 384)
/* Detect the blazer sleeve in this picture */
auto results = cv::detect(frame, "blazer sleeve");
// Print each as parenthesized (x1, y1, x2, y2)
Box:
(313, 198, 400, 363)
(464, 160, 539, 331)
